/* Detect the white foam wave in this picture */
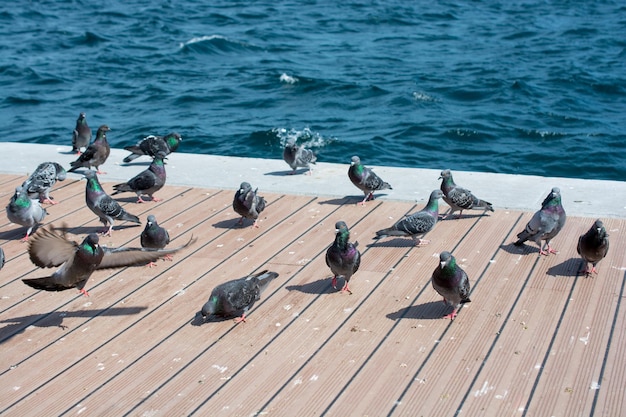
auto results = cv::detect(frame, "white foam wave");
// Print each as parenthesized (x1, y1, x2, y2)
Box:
(280, 73, 299, 84)
(179, 35, 227, 48)
(273, 127, 334, 148)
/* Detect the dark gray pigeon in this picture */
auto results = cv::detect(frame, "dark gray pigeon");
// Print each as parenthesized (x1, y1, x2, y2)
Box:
(514, 187, 566, 255)
(439, 169, 494, 218)
(22, 225, 195, 296)
(348, 156, 392, 205)
(83, 170, 141, 236)
(123, 132, 182, 163)
(233, 182, 266, 228)
(283, 138, 317, 175)
(577, 219, 609, 276)
(69, 125, 111, 174)
(22, 162, 67, 205)
(374, 190, 443, 246)
(140, 214, 171, 267)
(5, 186, 47, 241)
(71, 112, 92, 154)
(325, 221, 361, 294)
(200, 270, 279, 323)
(112, 151, 167, 203)
(431, 251, 471, 320)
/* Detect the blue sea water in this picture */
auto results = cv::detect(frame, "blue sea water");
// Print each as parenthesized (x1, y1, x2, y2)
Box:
(1, 0, 625, 181)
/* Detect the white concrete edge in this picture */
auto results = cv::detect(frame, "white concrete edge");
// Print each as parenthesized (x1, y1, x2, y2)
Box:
(1, 142, 624, 219)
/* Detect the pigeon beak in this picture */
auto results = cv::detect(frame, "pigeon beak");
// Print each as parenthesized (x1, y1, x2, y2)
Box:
(440, 261, 446, 268)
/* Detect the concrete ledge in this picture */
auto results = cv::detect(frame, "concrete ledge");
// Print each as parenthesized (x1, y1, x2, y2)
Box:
(1, 142, 624, 218)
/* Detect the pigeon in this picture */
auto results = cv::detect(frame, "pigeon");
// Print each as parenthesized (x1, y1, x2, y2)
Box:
(348, 156, 392, 205)
(22, 225, 196, 296)
(283, 138, 317, 175)
(439, 169, 494, 218)
(22, 162, 67, 205)
(374, 190, 443, 246)
(514, 187, 566, 255)
(0, 247, 5, 271)
(122, 132, 182, 163)
(325, 221, 361, 294)
(431, 251, 471, 320)
(577, 219, 609, 276)
(71, 112, 92, 154)
(5, 186, 47, 241)
(68, 125, 111, 174)
(140, 214, 171, 267)
(83, 170, 141, 236)
(233, 182, 266, 228)
(200, 270, 279, 323)
(112, 151, 167, 203)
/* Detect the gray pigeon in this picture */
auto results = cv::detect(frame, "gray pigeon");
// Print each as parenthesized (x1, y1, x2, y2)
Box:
(0, 247, 5, 271)
(200, 270, 279, 323)
(514, 187, 566, 255)
(325, 221, 361, 294)
(431, 251, 471, 320)
(72, 112, 92, 154)
(83, 170, 141, 236)
(22, 225, 195, 296)
(123, 132, 182, 163)
(577, 219, 609, 276)
(112, 151, 167, 203)
(233, 182, 266, 228)
(68, 125, 111, 174)
(140, 214, 171, 267)
(283, 138, 317, 175)
(5, 186, 47, 241)
(348, 156, 392, 205)
(439, 169, 494, 218)
(22, 162, 67, 205)
(374, 190, 443, 246)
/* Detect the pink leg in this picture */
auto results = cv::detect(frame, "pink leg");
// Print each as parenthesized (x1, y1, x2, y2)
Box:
(331, 276, 338, 289)
(234, 313, 247, 323)
(341, 282, 353, 294)
(78, 288, 90, 297)
(443, 309, 458, 320)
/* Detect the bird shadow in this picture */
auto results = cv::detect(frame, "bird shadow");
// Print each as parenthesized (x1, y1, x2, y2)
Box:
(546, 257, 584, 277)
(112, 196, 148, 203)
(500, 242, 539, 255)
(212, 218, 251, 229)
(54, 224, 142, 236)
(121, 161, 152, 167)
(0, 306, 148, 344)
(386, 301, 450, 321)
(439, 211, 492, 221)
(367, 238, 418, 248)
(264, 169, 310, 176)
(318, 196, 356, 206)
(58, 149, 78, 155)
(0, 227, 29, 241)
(286, 277, 337, 295)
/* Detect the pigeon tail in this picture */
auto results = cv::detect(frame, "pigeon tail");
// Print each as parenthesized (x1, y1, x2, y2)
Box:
(123, 152, 141, 163)
(22, 277, 81, 292)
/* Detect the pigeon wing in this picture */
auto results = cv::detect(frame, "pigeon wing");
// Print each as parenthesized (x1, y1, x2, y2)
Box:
(98, 236, 196, 269)
(28, 226, 78, 268)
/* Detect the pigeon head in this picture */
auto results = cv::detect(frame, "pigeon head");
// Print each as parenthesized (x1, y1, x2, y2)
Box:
(165, 132, 182, 150)
(350, 156, 361, 166)
(438, 169, 452, 180)
(439, 251, 454, 269)
(146, 214, 157, 226)
(239, 182, 252, 193)
(82, 233, 101, 254)
(541, 187, 561, 207)
(201, 295, 219, 318)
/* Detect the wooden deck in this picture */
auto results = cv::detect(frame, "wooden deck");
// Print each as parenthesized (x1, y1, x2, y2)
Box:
(0, 172, 624, 416)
